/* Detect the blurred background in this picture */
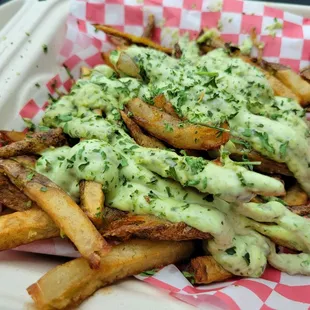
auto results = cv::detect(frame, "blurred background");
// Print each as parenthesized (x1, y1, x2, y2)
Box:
(0, 0, 309, 5)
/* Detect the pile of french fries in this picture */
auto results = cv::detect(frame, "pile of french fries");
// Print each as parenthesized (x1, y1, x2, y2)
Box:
(1, 16, 310, 309)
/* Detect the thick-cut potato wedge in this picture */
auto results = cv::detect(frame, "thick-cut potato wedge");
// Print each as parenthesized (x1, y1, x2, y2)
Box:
(127, 98, 229, 150)
(80, 180, 105, 227)
(0, 208, 59, 251)
(153, 94, 179, 118)
(142, 14, 155, 38)
(283, 183, 308, 206)
(275, 69, 310, 106)
(0, 128, 66, 158)
(190, 256, 232, 284)
(241, 57, 300, 102)
(230, 144, 292, 176)
(101, 52, 115, 69)
(116, 52, 142, 78)
(13, 155, 37, 168)
(94, 24, 172, 54)
(0, 173, 34, 211)
(27, 239, 194, 310)
(301, 66, 310, 82)
(0, 159, 110, 269)
(120, 110, 166, 149)
(101, 213, 212, 241)
(0, 130, 26, 144)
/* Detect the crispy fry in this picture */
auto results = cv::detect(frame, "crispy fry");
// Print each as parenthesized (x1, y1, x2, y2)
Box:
(230, 145, 292, 176)
(0, 208, 59, 251)
(127, 98, 229, 150)
(27, 239, 194, 310)
(101, 213, 212, 241)
(0, 159, 110, 269)
(116, 51, 142, 77)
(241, 57, 300, 102)
(301, 66, 310, 82)
(288, 203, 310, 216)
(0, 130, 26, 143)
(190, 256, 233, 284)
(0, 173, 34, 211)
(80, 180, 105, 227)
(173, 43, 182, 59)
(283, 183, 308, 206)
(94, 24, 172, 54)
(275, 69, 310, 106)
(153, 94, 179, 118)
(0, 128, 66, 158)
(120, 110, 166, 149)
(80, 66, 91, 79)
(142, 14, 155, 38)
(13, 155, 37, 168)
(101, 52, 115, 69)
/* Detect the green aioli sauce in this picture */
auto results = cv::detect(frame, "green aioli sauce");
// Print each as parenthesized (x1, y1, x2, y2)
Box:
(37, 40, 310, 278)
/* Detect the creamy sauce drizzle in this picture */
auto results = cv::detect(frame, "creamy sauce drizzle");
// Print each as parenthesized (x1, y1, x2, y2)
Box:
(37, 41, 310, 277)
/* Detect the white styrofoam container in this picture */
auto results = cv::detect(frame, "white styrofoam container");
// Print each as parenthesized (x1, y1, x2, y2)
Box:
(0, 1, 309, 309)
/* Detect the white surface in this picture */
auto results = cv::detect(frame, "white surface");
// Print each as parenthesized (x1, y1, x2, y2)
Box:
(0, 1, 309, 309)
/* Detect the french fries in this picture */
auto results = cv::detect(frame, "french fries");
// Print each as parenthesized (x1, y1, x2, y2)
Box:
(153, 94, 179, 118)
(80, 180, 105, 227)
(0, 208, 59, 251)
(0, 130, 26, 144)
(127, 98, 230, 150)
(259, 60, 310, 106)
(0, 128, 66, 158)
(142, 14, 155, 38)
(275, 69, 310, 106)
(189, 256, 233, 284)
(0, 159, 110, 269)
(301, 66, 310, 82)
(27, 239, 194, 309)
(0, 173, 34, 211)
(120, 110, 166, 149)
(102, 213, 212, 241)
(283, 183, 308, 206)
(94, 24, 172, 54)
(115, 51, 142, 77)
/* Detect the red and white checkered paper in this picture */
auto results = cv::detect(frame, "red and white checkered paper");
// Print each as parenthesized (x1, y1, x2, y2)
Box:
(14, 0, 310, 308)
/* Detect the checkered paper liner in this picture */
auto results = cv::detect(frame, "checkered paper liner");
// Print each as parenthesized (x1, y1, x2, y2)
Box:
(11, 0, 310, 308)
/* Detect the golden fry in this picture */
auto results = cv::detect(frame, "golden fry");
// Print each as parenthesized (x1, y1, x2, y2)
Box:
(27, 239, 194, 310)
(0, 130, 26, 143)
(120, 110, 166, 149)
(127, 98, 229, 150)
(190, 256, 232, 284)
(94, 24, 172, 54)
(300, 66, 310, 82)
(288, 203, 310, 216)
(80, 180, 105, 227)
(153, 94, 179, 118)
(142, 14, 155, 38)
(80, 66, 91, 79)
(275, 69, 310, 106)
(0, 128, 66, 158)
(0, 208, 59, 251)
(0, 173, 34, 211)
(102, 213, 212, 241)
(0, 159, 110, 269)
(283, 183, 308, 206)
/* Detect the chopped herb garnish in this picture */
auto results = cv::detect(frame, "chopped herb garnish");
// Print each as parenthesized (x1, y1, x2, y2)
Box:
(140, 269, 158, 276)
(279, 141, 288, 159)
(243, 252, 251, 265)
(42, 44, 48, 54)
(40, 186, 48, 192)
(26, 172, 35, 181)
(225, 246, 236, 255)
